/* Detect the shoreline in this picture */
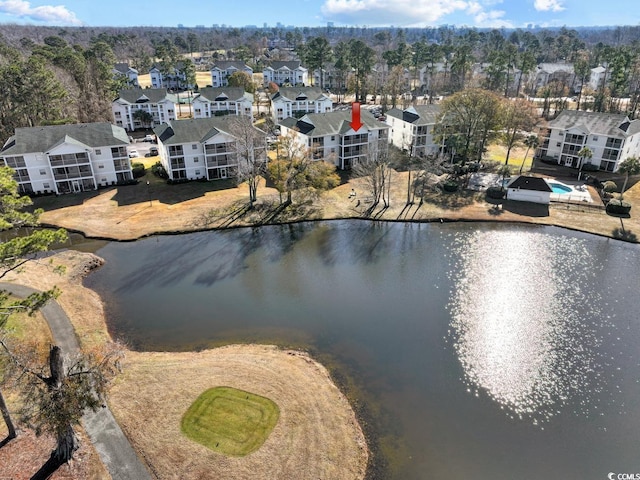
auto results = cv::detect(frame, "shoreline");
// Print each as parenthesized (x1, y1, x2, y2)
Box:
(34, 171, 640, 244)
(48, 213, 633, 245)
(3, 251, 369, 479)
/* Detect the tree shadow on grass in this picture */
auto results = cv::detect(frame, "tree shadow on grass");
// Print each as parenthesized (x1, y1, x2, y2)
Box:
(501, 199, 549, 217)
(612, 218, 638, 242)
(612, 228, 638, 242)
(31, 189, 104, 212)
(255, 196, 322, 225)
(30, 454, 65, 480)
(191, 199, 253, 229)
(484, 196, 506, 216)
(0, 434, 13, 449)
(112, 176, 239, 207)
(420, 190, 478, 210)
(193, 193, 323, 230)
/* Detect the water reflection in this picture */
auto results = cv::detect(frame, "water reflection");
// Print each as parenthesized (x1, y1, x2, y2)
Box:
(84, 221, 640, 479)
(448, 229, 607, 422)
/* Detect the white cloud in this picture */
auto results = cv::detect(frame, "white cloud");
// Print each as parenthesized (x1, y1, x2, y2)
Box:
(0, 0, 82, 25)
(533, 0, 564, 12)
(466, 2, 483, 15)
(321, 0, 471, 26)
(321, 0, 517, 28)
(473, 9, 513, 28)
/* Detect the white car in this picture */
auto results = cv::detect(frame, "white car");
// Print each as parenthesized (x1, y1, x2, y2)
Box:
(128, 149, 139, 158)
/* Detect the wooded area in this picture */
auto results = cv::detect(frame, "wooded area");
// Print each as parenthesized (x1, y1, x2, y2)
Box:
(2, 23, 640, 142)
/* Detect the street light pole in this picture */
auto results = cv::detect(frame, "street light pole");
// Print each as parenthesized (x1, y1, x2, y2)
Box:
(146, 181, 151, 206)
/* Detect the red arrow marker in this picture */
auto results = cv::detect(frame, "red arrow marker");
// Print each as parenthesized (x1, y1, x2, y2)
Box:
(350, 102, 363, 132)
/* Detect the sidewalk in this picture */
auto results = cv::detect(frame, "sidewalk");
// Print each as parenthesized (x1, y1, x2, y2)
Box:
(0, 283, 153, 480)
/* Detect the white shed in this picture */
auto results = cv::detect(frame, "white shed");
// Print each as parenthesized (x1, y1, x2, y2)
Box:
(506, 176, 552, 204)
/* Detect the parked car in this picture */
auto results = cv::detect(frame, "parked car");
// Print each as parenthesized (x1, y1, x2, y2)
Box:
(128, 149, 139, 158)
(143, 135, 155, 142)
(149, 146, 159, 156)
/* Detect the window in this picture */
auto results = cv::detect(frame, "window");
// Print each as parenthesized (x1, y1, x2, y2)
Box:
(192, 144, 198, 150)
(98, 165, 104, 169)
(43, 183, 50, 188)
(602, 148, 619, 161)
(95, 149, 101, 155)
(5, 156, 26, 168)
(168, 145, 184, 156)
(195, 170, 200, 175)
(194, 158, 199, 162)
(39, 169, 46, 175)
(170, 157, 185, 169)
(556, 142, 561, 147)
(565, 133, 584, 144)
(592, 136, 598, 141)
(606, 137, 623, 148)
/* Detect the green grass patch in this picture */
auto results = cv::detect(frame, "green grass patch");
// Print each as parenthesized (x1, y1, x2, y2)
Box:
(181, 386, 279, 456)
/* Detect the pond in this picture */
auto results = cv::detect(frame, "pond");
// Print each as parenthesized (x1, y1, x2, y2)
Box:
(83, 220, 640, 479)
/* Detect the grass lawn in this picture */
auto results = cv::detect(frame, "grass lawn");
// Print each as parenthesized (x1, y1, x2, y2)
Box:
(485, 144, 533, 173)
(137, 72, 211, 89)
(181, 386, 279, 456)
(1, 297, 51, 353)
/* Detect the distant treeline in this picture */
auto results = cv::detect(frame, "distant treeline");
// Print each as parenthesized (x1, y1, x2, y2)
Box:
(2, 23, 640, 142)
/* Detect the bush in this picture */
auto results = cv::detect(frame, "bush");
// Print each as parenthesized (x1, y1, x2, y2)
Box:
(606, 199, 632, 215)
(131, 162, 145, 178)
(581, 163, 599, 172)
(442, 179, 459, 192)
(602, 181, 617, 193)
(486, 186, 505, 199)
(166, 178, 190, 185)
(151, 161, 168, 179)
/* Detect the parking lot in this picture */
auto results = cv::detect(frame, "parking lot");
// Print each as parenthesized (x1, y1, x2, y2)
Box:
(127, 138, 157, 159)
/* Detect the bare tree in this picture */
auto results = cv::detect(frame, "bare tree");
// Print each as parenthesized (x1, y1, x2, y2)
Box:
(0, 339, 123, 462)
(498, 98, 538, 167)
(0, 166, 67, 440)
(352, 141, 394, 211)
(268, 130, 339, 205)
(229, 116, 268, 207)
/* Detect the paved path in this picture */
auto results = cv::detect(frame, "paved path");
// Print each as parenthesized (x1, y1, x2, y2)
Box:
(1, 282, 152, 480)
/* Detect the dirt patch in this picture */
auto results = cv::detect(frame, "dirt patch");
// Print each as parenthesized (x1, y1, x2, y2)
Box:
(3, 251, 369, 480)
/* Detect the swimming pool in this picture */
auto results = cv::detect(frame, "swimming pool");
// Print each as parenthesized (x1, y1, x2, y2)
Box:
(546, 182, 573, 194)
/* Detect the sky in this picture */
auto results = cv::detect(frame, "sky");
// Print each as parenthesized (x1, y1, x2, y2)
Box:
(0, 0, 638, 29)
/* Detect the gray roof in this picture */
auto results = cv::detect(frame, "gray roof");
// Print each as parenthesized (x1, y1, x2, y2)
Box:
(548, 110, 637, 138)
(115, 88, 177, 104)
(114, 63, 138, 75)
(211, 61, 252, 72)
(265, 61, 304, 71)
(280, 110, 389, 136)
(537, 63, 574, 74)
(271, 87, 329, 102)
(508, 176, 552, 192)
(153, 117, 265, 145)
(150, 61, 189, 72)
(1, 123, 129, 156)
(196, 87, 253, 103)
(386, 105, 440, 125)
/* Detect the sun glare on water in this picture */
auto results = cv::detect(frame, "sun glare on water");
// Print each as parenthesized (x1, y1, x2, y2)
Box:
(447, 229, 607, 423)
